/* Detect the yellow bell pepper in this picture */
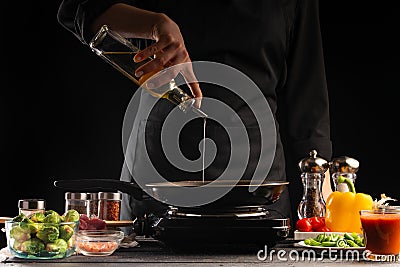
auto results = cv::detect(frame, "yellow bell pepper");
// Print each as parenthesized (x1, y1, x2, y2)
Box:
(325, 175, 373, 233)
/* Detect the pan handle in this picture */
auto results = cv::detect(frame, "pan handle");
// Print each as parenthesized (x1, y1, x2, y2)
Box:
(53, 179, 143, 200)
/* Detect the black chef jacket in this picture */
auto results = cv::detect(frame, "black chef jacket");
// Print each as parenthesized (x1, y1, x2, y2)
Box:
(57, 0, 332, 231)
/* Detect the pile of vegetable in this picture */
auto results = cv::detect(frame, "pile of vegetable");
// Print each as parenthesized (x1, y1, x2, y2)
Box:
(8, 209, 80, 258)
(296, 216, 330, 232)
(304, 232, 365, 248)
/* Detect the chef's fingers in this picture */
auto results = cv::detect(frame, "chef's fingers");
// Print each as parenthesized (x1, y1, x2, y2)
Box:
(133, 36, 172, 63)
(134, 42, 177, 78)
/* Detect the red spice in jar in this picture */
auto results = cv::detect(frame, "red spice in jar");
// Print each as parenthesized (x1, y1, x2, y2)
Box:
(98, 192, 121, 221)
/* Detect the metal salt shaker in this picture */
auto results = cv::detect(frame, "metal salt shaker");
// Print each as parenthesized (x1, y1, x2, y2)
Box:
(329, 156, 359, 192)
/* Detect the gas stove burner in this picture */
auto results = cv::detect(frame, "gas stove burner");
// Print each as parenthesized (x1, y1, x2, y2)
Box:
(133, 205, 291, 249)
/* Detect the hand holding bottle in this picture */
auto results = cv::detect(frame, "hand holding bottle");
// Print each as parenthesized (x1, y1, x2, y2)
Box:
(91, 3, 202, 107)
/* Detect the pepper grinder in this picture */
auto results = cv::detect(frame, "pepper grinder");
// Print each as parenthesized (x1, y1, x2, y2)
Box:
(329, 156, 359, 192)
(297, 150, 329, 219)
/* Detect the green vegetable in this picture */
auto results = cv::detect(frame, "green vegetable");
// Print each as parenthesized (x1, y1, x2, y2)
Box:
(20, 238, 45, 254)
(64, 210, 79, 222)
(66, 237, 74, 249)
(36, 225, 59, 243)
(303, 232, 365, 247)
(347, 239, 360, 247)
(20, 219, 42, 234)
(30, 212, 46, 223)
(314, 234, 325, 243)
(9, 209, 78, 257)
(321, 241, 337, 247)
(336, 238, 349, 248)
(344, 232, 354, 241)
(13, 241, 24, 251)
(59, 224, 74, 241)
(304, 238, 321, 246)
(43, 213, 62, 224)
(10, 226, 31, 243)
(46, 239, 68, 254)
(330, 233, 340, 242)
(12, 214, 28, 222)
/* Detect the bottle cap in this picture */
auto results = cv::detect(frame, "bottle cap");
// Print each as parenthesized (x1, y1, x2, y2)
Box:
(98, 192, 122, 200)
(18, 199, 46, 210)
(330, 156, 359, 173)
(65, 192, 88, 200)
(87, 192, 99, 200)
(298, 150, 329, 173)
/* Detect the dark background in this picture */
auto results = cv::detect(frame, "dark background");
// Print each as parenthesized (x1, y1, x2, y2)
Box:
(1, 0, 398, 238)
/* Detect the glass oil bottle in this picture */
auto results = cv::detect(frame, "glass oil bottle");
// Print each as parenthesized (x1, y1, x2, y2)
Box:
(89, 25, 207, 117)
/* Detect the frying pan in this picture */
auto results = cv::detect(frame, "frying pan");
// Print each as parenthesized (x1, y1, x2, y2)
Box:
(53, 179, 288, 208)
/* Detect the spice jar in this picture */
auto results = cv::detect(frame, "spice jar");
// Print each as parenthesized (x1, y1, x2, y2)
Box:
(98, 192, 121, 221)
(87, 192, 99, 218)
(18, 199, 46, 216)
(329, 156, 359, 192)
(297, 150, 329, 219)
(65, 192, 88, 215)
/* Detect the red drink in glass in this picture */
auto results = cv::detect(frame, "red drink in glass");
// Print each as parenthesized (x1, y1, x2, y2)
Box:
(360, 208, 400, 261)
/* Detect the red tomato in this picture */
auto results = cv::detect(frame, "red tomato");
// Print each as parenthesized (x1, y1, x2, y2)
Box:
(316, 226, 331, 232)
(309, 216, 325, 231)
(296, 218, 313, 232)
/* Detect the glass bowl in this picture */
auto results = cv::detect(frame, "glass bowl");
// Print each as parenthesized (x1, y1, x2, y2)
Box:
(74, 230, 124, 256)
(5, 220, 79, 259)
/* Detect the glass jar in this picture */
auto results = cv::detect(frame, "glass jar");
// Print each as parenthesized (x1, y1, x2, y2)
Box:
(297, 150, 329, 219)
(98, 192, 121, 221)
(18, 199, 46, 216)
(87, 192, 99, 218)
(298, 172, 327, 219)
(65, 192, 88, 215)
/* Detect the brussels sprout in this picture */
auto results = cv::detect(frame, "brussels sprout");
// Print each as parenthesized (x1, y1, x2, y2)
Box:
(10, 226, 31, 243)
(29, 212, 46, 223)
(59, 224, 74, 241)
(19, 218, 41, 234)
(66, 237, 74, 249)
(43, 213, 62, 224)
(45, 238, 68, 254)
(36, 225, 59, 243)
(13, 240, 24, 251)
(64, 210, 80, 222)
(44, 210, 59, 217)
(20, 238, 45, 254)
(12, 214, 28, 222)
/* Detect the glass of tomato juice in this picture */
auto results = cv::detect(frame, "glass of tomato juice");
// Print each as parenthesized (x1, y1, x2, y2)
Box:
(360, 207, 400, 262)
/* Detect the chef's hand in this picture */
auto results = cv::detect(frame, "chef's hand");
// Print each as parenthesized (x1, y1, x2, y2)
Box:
(91, 3, 202, 106)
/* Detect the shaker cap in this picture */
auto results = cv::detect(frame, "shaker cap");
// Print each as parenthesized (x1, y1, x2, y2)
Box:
(329, 156, 359, 173)
(298, 150, 329, 173)
(65, 192, 88, 200)
(98, 192, 122, 200)
(18, 199, 46, 210)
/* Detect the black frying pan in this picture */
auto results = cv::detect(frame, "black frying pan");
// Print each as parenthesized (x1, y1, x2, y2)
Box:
(53, 179, 288, 207)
